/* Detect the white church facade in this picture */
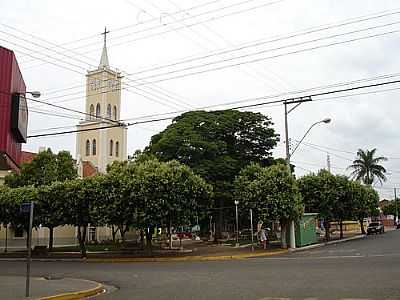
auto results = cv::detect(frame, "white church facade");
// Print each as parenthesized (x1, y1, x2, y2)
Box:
(76, 30, 127, 173)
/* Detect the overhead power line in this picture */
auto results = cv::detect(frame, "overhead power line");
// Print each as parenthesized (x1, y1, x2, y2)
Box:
(25, 96, 120, 124)
(26, 77, 400, 138)
(124, 11, 400, 78)
(123, 25, 400, 86)
(17, 8, 400, 97)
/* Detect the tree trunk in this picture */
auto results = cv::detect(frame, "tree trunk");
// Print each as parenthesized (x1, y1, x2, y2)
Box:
(118, 225, 127, 243)
(48, 226, 54, 251)
(77, 226, 87, 258)
(339, 220, 343, 239)
(359, 218, 366, 235)
(324, 220, 330, 241)
(280, 220, 287, 248)
(111, 225, 118, 243)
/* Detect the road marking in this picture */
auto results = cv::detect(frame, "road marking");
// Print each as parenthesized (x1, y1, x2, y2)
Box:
(258, 297, 378, 300)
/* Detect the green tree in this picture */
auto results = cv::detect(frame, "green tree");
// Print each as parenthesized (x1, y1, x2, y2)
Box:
(382, 199, 399, 217)
(146, 110, 279, 238)
(348, 148, 387, 185)
(36, 183, 69, 251)
(102, 161, 142, 243)
(234, 163, 303, 248)
(330, 175, 354, 239)
(4, 149, 77, 250)
(0, 186, 39, 244)
(349, 181, 379, 234)
(4, 149, 77, 188)
(298, 170, 348, 240)
(61, 177, 105, 257)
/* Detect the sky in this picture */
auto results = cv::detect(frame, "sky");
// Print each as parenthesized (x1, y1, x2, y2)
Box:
(2, 0, 400, 199)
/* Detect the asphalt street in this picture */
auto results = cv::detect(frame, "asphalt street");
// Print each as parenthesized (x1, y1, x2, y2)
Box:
(0, 230, 399, 300)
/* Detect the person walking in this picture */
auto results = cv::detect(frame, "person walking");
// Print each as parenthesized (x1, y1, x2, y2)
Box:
(259, 227, 268, 250)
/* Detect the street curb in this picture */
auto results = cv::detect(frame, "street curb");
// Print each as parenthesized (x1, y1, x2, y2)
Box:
(86, 249, 288, 263)
(0, 258, 83, 262)
(37, 280, 104, 300)
(290, 235, 365, 253)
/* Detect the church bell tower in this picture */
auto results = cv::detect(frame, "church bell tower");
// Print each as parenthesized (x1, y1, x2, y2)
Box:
(76, 28, 127, 173)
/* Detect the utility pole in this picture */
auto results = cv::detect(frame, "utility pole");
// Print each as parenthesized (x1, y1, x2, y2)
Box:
(394, 188, 398, 224)
(20, 202, 34, 298)
(327, 153, 331, 172)
(250, 209, 254, 252)
(283, 96, 312, 250)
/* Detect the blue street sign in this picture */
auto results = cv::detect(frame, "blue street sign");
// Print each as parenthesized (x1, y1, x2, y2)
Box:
(20, 203, 33, 213)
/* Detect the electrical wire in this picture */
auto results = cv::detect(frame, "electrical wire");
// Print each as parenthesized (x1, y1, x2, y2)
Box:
(123, 24, 400, 86)
(26, 77, 400, 138)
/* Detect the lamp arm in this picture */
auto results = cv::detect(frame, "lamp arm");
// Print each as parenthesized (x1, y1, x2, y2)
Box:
(290, 121, 321, 158)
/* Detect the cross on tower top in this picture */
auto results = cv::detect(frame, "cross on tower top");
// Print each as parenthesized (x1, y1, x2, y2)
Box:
(101, 27, 110, 46)
(99, 26, 110, 68)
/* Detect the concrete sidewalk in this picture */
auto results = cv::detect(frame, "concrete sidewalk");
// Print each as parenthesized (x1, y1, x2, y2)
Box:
(0, 276, 104, 300)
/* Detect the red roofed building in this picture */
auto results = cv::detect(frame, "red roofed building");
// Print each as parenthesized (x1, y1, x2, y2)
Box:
(20, 151, 36, 164)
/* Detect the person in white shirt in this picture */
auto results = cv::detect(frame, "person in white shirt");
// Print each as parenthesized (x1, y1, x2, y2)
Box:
(259, 227, 267, 250)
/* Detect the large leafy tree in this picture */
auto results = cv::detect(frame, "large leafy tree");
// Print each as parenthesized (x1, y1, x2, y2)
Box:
(102, 161, 142, 243)
(298, 170, 351, 240)
(348, 148, 387, 185)
(61, 177, 105, 257)
(146, 110, 279, 238)
(234, 163, 303, 248)
(134, 159, 212, 249)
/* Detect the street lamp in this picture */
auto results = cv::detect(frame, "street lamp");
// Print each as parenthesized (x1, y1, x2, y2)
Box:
(234, 200, 239, 247)
(26, 91, 41, 98)
(289, 118, 331, 158)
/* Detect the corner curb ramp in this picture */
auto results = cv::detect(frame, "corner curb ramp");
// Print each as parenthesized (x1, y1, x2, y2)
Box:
(37, 280, 104, 300)
(87, 249, 288, 263)
(289, 234, 365, 253)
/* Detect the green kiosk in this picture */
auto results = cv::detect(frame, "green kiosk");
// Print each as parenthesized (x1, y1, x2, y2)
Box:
(287, 213, 318, 247)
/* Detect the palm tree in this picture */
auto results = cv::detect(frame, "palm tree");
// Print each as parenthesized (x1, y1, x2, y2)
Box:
(348, 148, 387, 185)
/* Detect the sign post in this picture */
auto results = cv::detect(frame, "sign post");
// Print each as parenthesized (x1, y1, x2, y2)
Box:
(250, 209, 254, 252)
(21, 202, 34, 298)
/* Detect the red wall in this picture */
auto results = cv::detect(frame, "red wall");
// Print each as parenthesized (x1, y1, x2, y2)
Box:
(0, 46, 26, 170)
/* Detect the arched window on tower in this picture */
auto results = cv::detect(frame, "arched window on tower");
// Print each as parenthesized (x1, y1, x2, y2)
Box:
(109, 140, 113, 156)
(113, 105, 117, 120)
(85, 140, 90, 156)
(92, 139, 97, 155)
(115, 141, 119, 157)
(107, 104, 112, 118)
(96, 103, 101, 118)
(89, 104, 94, 120)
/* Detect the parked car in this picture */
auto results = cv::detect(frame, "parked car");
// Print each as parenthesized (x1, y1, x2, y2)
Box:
(367, 221, 385, 235)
